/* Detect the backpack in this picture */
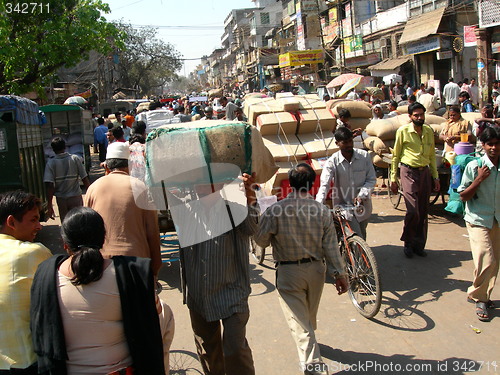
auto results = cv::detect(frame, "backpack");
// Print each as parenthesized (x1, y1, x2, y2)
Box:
(444, 153, 482, 215)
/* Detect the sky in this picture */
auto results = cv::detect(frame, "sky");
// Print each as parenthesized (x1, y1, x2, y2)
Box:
(103, 0, 258, 77)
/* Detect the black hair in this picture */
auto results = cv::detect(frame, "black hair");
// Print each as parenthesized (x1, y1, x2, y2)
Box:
(106, 158, 128, 170)
(389, 100, 398, 109)
(0, 190, 40, 228)
(111, 126, 124, 139)
(427, 87, 435, 93)
(133, 120, 146, 136)
(114, 112, 121, 118)
(61, 207, 106, 286)
(459, 91, 470, 99)
(107, 123, 114, 130)
(288, 163, 316, 192)
(408, 102, 426, 115)
(479, 126, 500, 144)
(408, 94, 416, 102)
(371, 98, 382, 105)
(449, 77, 454, 82)
(149, 101, 162, 111)
(449, 105, 461, 114)
(334, 127, 353, 142)
(129, 134, 145, 145)
(338, 109, 351, 118)
(51, 137, 66, 153)
(97, 117, 105, 125)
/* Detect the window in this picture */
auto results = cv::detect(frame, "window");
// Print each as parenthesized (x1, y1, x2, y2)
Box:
(260, 12, 270, 25)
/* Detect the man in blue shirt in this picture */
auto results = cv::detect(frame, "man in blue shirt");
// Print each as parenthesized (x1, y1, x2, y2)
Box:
(93, 117, 108, 162)
(458, 127, 500, 322)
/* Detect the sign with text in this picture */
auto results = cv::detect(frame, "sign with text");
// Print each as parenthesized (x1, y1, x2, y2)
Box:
(279, 50, 324, 67)
(404, 36, 441, 55)
(464, 26, 477, 47)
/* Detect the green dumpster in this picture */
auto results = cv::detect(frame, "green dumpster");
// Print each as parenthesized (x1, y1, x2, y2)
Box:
(0, 95, 46, 209)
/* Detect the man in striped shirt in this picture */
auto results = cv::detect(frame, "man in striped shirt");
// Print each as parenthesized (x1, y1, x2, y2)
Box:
(255, 164, 348, 375)
(181, 173, 258, 375)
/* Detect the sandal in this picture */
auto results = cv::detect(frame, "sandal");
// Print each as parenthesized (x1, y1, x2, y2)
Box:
(468, 297, 495, 308)
(476, 302, 490, 322)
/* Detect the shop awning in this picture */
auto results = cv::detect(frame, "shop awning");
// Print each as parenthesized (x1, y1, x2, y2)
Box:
(399, 7, 446, 44)
(368, 57, 412, 71)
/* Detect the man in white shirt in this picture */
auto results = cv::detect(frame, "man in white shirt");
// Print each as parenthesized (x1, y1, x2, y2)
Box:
(443, 77, 461, 118)
(417, 87, 441, 115)
(469, 78, 479, 107)
(316, 127, 376, 240)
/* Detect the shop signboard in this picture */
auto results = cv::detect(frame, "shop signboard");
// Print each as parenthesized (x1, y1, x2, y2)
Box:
(464, 26, 477, 47)
(279, 50, 324, 67)
(323, 22, 339, 44)
(492, 43, 500, 54)
(345, 53, 380, 68)
(300, 0, 318, 12)
(404, 36, 441, 55)
(437, 50, 453, 60)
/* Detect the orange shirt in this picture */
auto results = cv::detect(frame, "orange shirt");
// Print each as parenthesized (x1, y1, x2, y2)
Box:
(124, 115, 135, 128)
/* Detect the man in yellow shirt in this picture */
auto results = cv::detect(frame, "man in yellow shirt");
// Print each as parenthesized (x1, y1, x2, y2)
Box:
(390, 102, 440, 258)
(0, 191, 52, 374)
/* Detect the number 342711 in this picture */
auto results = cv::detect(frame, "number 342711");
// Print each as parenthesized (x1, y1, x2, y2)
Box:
(5, 3, 50, 13)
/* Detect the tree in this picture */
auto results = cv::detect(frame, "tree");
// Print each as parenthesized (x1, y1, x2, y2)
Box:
(0, 0, 123, 94)
(113, 22, 182, 96)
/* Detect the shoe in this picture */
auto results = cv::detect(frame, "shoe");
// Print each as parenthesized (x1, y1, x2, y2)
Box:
(403, 244, 413, 258)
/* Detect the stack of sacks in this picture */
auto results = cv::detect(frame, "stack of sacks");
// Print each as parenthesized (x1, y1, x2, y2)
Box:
(244, 94, 326, 126)
(261, 159, 323, 199)
(364, 114, 446, 168)
(146, 120, 278, 187)
(295, 108, 338, 159)
(257, 112, 307, 163)
(208, 88, 223, 99)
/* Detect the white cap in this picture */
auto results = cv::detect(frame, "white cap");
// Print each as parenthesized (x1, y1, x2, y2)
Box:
(106, 142, 130, 160)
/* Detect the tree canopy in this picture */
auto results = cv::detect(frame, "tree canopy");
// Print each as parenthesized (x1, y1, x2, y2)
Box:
(113, 22, 183, 96)
(0, 0, 123, 94)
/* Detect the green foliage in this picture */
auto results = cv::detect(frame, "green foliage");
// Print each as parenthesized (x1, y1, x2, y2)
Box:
(0, 0, 124, 94)
(113, 22, 182, 96)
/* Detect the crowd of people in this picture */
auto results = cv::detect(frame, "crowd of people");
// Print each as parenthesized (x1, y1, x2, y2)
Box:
(0, 84, 499, 375)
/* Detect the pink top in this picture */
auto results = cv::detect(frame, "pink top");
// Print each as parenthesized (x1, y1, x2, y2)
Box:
(57, 262, 132, 374)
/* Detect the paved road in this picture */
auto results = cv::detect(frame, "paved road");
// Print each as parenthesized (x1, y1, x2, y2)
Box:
(158, 190, 499, 375)
(37, 158, 499, 374)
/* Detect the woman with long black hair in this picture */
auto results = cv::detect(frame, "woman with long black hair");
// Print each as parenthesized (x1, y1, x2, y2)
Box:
(30, 207, 173, 375)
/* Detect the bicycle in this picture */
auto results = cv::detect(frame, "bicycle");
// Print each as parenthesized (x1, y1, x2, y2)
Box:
(332, 205, 382, 319)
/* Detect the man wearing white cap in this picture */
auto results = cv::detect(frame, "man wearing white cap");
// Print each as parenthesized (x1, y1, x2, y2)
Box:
(84, 142, 162, 276)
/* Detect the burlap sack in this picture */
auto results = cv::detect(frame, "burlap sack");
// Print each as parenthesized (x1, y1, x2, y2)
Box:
(430, 124, 445, 144)
(397, 105, 408, 114)
(372, 154, 391, 168)
(325, 98, 350, 110)
(365, 119, 401, 140)
(348, 117, 371, 131)
(256, 112, 298, 136)
(363, 136, 394, 155)
(331, 100, 372, 118)
(208, 88, 223, 99)
(461, 112, 481, 123)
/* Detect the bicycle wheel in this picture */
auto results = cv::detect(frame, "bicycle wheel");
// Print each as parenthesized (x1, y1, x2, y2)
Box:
(250, 237, 265, 264)
(343, 235, 382, 319)
(169, 350, 204, 374)
(387, 183, 402, 209)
